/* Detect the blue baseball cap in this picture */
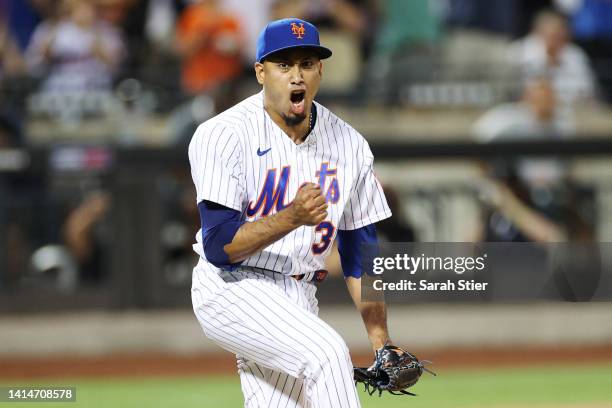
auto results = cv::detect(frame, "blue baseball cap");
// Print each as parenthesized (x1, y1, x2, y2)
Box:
(256, 18, 332, 63)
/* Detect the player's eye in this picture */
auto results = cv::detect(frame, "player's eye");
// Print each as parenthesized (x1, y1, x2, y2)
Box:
(302, 60, 314, 69)
(278, 63, 290, 70)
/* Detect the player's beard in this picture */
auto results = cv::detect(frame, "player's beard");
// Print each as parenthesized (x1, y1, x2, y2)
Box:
(281, 112, 307, 127)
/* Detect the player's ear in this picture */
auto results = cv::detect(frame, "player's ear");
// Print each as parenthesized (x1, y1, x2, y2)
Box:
(254, 62, 265, 85)
(318, 61, 323, 78)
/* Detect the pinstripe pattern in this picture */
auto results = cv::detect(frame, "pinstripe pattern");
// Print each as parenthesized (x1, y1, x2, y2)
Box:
(192, 260, 360, 407)
(188, 91, 391, 407)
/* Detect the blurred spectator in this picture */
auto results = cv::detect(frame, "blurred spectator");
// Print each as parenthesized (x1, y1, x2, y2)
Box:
(472, 77, 595, 245)
(1, 185, 110, 290)
(473, 78, 564, 242)
(63, 191, 111, 283)
(169, 0, 243, 139)
(174, 0, 242, 97)
(26, 0, 124, 93)
(473, 77, 573, 142)
(508, 9, 596, 105)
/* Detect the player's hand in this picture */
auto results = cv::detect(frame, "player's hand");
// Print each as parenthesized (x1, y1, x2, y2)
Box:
(289, 183, 328, 226)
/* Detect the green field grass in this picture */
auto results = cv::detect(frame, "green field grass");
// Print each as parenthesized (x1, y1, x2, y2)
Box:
(3, 364, 612, 408)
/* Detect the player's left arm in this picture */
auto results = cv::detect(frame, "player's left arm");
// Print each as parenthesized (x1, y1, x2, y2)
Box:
(346, 275, 390, 351)
(336, 138, 392, 350)
(339, 225, 391, 351)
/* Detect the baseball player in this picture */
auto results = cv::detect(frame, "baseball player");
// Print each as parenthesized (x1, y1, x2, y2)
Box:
(189, 18, 393, 407)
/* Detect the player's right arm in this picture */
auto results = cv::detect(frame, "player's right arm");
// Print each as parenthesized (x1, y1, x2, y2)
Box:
(198, 183, 326, 268)
(222, 183, 327, 263)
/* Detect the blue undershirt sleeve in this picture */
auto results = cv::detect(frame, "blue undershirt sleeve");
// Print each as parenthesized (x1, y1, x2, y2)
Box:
(337, 224, 378, 278)
(198, 200, 245, 270)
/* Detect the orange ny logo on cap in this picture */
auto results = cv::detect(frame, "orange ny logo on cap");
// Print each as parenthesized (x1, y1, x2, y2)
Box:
(290, 22, 305, 39)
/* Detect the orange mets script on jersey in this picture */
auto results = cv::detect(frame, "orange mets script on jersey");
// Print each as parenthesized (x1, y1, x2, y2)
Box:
(291, 22, 305, 39)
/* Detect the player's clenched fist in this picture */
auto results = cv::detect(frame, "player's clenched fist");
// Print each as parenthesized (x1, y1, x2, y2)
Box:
(289, 183, 328, 226)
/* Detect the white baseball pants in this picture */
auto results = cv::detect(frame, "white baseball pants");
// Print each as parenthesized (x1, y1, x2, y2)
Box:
(191, 260, 361, 408)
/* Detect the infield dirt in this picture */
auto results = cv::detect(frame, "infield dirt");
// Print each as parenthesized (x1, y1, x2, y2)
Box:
(2, 344, 612, 379)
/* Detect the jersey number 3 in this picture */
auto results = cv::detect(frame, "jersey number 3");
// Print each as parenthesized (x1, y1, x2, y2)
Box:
(312, 221, 335, 254)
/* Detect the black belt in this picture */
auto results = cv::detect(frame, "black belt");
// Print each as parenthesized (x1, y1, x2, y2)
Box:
(293, 269, 328, 283)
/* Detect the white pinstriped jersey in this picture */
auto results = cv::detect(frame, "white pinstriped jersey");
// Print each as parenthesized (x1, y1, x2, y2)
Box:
(188, 91, 391, 277)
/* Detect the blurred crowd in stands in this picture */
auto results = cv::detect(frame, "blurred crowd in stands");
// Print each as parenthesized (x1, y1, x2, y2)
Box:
(1, 0, 611, 294)
(1, 0, 611, 146)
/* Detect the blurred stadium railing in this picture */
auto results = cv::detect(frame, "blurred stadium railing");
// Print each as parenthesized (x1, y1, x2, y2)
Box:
(2, 140, 612, 313)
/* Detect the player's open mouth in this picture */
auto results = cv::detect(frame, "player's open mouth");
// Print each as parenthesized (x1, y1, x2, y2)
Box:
(290, 90, 306, 115)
